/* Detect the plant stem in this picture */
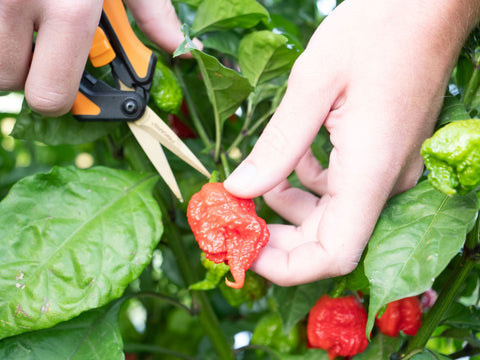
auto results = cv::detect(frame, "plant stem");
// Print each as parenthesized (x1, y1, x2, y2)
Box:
(227, 107, 274, 154)
(220, 152, 231, 178)
(124, 139, 235, 360)
(400, 215, 480, 359)
(462, 63, 480, 109)
(173, 63, 212, 149)
(164, 221, 234, 360)
(402, 256, 475, 358)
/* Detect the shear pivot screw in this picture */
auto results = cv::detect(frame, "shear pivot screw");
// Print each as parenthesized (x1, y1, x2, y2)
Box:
(122, 99, 139, 115)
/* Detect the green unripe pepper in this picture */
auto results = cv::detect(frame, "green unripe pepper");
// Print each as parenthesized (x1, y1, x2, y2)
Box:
(250, 312, 300, 354)
(150, 60, 182, 114)
(219, 271, 268, 307)
(421, 119, 480, 195)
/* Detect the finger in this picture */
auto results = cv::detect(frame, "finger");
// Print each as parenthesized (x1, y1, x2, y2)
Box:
(261, 224, 311, 251)
(251, 219, 353, 286)
(224, 47, 343, 198)
(295, 148, 329, 196)
(263, 179, 320, 226)
(311, 127, 399, 275)
(125, 0, 202, 57)
(0, 2, 34, 90)
(25, 1, 102, 116)
(254, 125, 403, 285)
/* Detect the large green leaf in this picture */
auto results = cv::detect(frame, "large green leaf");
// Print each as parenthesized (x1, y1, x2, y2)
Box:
(364, 180, 478, 334)
(190, 49, 253, 122)
(272, 280, 330, 334)
(238, 30, 300, 86)
(11, 100, 119, 146)
(192, 0, 269, 35)
(0, 299, 125, 360)
(0, 166, 162, 340)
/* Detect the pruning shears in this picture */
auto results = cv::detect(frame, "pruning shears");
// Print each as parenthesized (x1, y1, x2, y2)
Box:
(71, 0, 210, 202)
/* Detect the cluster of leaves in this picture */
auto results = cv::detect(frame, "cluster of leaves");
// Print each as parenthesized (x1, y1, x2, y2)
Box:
(0, 1, 479, 360)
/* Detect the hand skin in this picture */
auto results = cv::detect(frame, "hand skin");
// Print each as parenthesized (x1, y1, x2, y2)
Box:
(224, 0, 480, 286)
(0, 0, 194, 117)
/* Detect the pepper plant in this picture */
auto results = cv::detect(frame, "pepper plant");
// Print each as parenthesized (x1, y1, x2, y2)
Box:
(1, 1, 480, 359)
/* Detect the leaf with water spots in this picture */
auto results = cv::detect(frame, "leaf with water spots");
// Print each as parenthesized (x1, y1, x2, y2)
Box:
(0, 166, 162, 340)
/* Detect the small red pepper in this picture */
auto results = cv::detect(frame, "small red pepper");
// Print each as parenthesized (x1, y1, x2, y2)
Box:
(375, 296, 422, 337)
(187, 182, 269, 289)
(307, 295, 368, 359)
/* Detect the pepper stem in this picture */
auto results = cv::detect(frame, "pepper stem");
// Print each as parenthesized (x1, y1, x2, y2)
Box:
(399, 214, 480, 359)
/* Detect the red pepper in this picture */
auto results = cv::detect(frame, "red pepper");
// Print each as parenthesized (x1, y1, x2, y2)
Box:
(375, 296, 422, 337)
(168, 100, 197, 139)
(187, 182, 269, 289)
(307, 295, 368, 359)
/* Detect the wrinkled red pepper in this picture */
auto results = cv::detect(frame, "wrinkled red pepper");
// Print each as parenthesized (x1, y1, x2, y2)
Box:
(187, 182, 269, 289)
(375, 296, 422, 337)
(307, 295, 368, 359)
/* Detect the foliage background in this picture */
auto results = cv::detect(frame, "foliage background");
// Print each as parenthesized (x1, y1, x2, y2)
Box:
(0, 0, 480, 359)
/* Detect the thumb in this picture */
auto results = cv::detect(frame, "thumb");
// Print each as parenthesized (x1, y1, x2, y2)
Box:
(124, 0, 201, 56)
(224, 53, 340, 198)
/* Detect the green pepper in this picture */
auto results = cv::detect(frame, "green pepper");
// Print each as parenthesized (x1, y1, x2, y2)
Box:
(189, 252, 230, 290)
(150, 60, 182, 114)
(421, 119, 480, 195)
(250, 312, 300, 354)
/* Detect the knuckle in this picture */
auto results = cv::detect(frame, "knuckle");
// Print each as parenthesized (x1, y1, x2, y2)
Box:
(260, 121, 294, 158)
(0, 74, 26, 91)
(335, 259, 359, 277)
(25, 87, 73, 116)
(331, 251, 361, 277)
(0, 0, 26, 12)
(48, 0, 102, 27)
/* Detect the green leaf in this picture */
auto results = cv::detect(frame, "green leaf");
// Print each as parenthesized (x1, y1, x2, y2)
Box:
(441, 302, 480, 331)
(11, 100, 119, 146)
(364, 180, 478, 335)
(274, 349, 329, 360)
(238, 30, 300, 86)
(0, 166, 162, 340)
(191, 49, 253, 122)
(437, 95, 470, 127)
(272, 280, 330, 334)
(202, 31, 242, 58)
(410, 350, 451, 360)
(0, 299, 125, 360)
(352, 333, 401, 359)
(192, 0, 269, 35)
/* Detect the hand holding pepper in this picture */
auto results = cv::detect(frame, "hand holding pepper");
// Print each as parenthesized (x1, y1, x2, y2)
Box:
(224, 0, 480, 286)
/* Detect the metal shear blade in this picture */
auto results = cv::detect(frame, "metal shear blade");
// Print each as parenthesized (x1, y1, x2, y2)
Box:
(129, 107, 210, 201)
(127, 120, 183, 201)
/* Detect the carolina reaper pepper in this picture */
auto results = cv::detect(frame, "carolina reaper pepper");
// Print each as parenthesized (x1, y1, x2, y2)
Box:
(307, 295, 368, 359)
(186, 182, 269, 289)
(421, 119, 480, 195)
(375, 296, 422, 337)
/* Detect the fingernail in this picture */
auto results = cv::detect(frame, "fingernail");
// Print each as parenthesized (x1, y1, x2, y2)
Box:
(225, 162, 257, 191)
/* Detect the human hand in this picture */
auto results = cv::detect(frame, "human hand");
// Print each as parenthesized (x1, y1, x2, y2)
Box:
(224, 0, 478, 286)
(0, 0, 194, 117)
